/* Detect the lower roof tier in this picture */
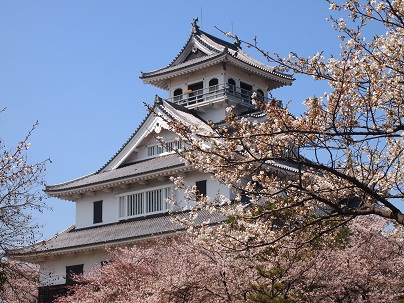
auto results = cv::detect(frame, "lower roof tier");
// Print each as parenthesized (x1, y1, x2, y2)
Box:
(10, 209, 226, 261)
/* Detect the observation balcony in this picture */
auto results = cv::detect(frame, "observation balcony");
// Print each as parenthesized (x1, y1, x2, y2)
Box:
(164, 83, 279, 110)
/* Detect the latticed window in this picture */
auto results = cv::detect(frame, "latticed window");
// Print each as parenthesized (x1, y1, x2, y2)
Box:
(118, 186, 173, 219)
(147, 140, 182, 156)
(147, 145, 164, 156)
(165, 140, 182, 152)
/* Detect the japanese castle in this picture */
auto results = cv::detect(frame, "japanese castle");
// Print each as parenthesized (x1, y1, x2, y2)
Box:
(10, 19, 294, 302)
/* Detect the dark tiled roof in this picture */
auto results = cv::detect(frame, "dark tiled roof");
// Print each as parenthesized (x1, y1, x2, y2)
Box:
(266, 159, 300, 173)
(158, 29, 230, 70)
(141, 52, 226, 80)
(140, 28, 293, 85)
(46, 154, 184, 193)
(11, 210, 226, 257)
(160, 100, 212, 134)
(197, 30, 238, 52)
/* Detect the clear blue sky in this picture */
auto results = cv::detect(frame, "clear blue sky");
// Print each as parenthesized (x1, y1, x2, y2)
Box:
(0, 1, 340, 239)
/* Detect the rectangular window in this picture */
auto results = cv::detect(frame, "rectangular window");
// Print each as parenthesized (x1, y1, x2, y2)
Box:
(195, 180, 207, 200)
(118, 186, 173, 219)
(65, 264, 83, 285)
(93, 200, 103, 224)
(146, 188, 162, 213)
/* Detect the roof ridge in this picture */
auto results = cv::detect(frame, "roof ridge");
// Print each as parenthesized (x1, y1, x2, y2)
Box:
(141, 26, 236, 80)
(96, 106, 154, 174)
(198, 29, 238, 51)
(167, 29, 195, 68)
(140, 52, 224, 79)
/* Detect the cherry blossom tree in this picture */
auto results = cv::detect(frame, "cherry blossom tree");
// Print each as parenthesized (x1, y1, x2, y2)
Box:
(55, 1, 404, 302)
(55, 235, 253, 303)
(55, 217, 404, 303)
(0, 261, 39, 303)
(308, 217, 404, 302)
(164, 0, 404, 253)
(1, 111, 49, 301)
(248, 216, 404, 302)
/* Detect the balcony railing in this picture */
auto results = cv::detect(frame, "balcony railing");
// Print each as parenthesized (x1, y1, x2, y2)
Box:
(166, 83, 273, 108)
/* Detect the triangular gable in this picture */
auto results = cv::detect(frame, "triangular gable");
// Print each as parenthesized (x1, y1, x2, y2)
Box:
(183, 48, 207, 63)
(100, 105, 175, 172)
(168, 31, 223, 67)
(100, 100, 212, 173)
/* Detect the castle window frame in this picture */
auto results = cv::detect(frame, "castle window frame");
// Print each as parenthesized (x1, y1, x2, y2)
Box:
(93, 200, 103, 224)
(118, 186, 173, 219)
(173, 88, 183, 101)
(187, 81, 204, 102)
(227, 78, 236, 94)
(240, 81, 253, 103)
(65, 264, 84, 285)
(208, 78, 219, 92)
(256, 89, 265, 101)
(195, 180, 207, 201)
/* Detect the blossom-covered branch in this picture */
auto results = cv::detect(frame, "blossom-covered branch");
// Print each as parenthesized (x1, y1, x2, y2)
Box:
(160, 1, 404, 255)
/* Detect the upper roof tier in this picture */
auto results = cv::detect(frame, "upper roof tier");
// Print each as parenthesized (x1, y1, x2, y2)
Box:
(140, 20, 294, 90)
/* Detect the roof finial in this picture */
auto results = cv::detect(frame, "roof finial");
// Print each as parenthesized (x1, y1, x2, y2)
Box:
(192, 17, 199, 34)
(154, 94, 162, 104)
(234, 35, 242, 49)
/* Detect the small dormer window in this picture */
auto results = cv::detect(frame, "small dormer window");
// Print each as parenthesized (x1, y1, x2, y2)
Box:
(147, 140, 182, 157)
(165, 140, 182, 152)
